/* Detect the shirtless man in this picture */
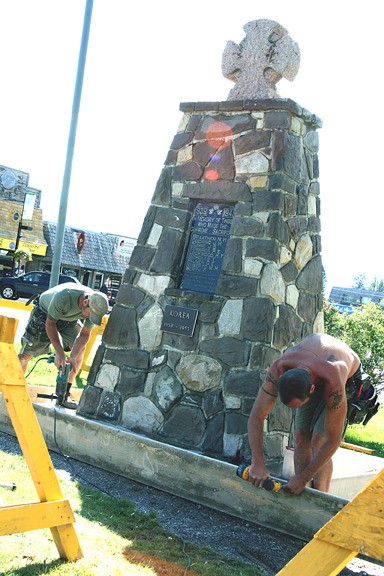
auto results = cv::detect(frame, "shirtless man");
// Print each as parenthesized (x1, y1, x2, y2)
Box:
(247, 333, 361, 495)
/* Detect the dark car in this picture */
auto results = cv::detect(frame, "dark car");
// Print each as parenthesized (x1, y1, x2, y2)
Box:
(0, 271, 80, 300)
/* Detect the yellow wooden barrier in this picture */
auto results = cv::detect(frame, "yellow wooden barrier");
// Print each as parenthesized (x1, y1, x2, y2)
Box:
(276, 468, 384, 575)
(80, 314, 108, 372)
(0, 315, 83, 561)
(0, 299, 33, 311)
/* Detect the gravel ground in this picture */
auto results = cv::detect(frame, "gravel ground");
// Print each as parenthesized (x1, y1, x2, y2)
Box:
(0, 430, 383, 576)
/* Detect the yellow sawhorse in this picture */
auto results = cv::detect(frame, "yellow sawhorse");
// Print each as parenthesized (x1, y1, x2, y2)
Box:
(0, 315, 83, 561)
(276, 466, 384, 575)
(80, 314, 108, 373)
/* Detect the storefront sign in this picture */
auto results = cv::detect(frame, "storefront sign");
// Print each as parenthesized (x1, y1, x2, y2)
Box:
(0, 237, 16, 250)
(19, 240, 47, 256)
(77, 232, 85, 254)
(115, 237, 133, 257)
(0, 237, 47, 255)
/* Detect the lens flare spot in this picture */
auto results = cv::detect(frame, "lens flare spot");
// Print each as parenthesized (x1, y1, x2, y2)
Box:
(206, 121, 233, 149)
(210, 154, 221, 163)
(205, 169, 219, 181)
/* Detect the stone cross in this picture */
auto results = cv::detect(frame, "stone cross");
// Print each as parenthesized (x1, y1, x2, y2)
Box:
(222, 19, 300, 100)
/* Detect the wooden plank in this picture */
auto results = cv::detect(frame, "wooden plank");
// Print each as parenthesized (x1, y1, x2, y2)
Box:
(51, 524, 84, 561)
(0, 500, 75, 535)
(276, 539, 356, 575)
(0, 301, 32, 311)
(340, 442, 375, 455)
(0, 316, 19, 344)
(1, 384, 65, 502)
(316, 469, 384, 561)
(0, 317, 83, 561)
(80, 315, 107, 372)
(0, 343, 25, 386)
(275, 468, 383, 574)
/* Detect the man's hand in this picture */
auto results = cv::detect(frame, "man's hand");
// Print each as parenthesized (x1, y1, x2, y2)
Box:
(283, 474, 309, 495)
(54, 350, 67, 373)
(68, 327, 91, 376)
(46, 318, 67, 372)
(249, 462, 270, 488)
(68, 356, 79, 374)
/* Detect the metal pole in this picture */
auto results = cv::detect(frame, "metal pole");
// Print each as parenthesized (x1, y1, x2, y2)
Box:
(50, 0, 94, 288)
(11, 220, 22, 276)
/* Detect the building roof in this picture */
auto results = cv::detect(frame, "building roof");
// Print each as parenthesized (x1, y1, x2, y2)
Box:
(329, 286, 384, 305)
(43, 222, 136, 275)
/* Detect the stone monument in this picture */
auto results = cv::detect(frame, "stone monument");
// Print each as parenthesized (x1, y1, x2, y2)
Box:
(222, 19, 300, 99)
(78, 20, 323, 465)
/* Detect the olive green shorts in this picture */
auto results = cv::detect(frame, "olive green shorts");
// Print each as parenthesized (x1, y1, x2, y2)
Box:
(293, 365, 363, 437)
(293, 386, 326, 436)
(20, 305, 81, 357)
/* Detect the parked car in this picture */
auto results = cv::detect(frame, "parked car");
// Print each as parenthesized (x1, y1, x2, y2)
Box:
(0, 271, 79, 300)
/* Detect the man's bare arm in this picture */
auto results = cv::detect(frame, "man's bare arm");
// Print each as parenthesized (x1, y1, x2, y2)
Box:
(286, 390, 347, 493)
(45, 318, 66, 370)
(69, 327, 91, 373)
(247, 374, 279, 486)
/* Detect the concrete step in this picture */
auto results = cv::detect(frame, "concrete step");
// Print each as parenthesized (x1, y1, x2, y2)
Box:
(274, 445, 383, 500)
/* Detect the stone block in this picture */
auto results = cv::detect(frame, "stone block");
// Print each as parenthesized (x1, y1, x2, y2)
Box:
(97, 391, 121, 422)
(159, 405, 206, 448)
(224, 369, 261, 395)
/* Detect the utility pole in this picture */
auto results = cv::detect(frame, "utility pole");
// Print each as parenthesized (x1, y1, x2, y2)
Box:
(50, 0, 94, 288)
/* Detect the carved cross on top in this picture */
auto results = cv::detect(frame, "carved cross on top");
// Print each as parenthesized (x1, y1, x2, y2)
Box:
(222, 19, 300, 100)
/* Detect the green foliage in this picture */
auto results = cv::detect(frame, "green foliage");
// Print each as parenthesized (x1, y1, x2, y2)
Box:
(12, 248, 33, 262)
(369, 277, 384, 292)
(321, 266, 327, 297)
(352, 273, 367, 289)
(324, 301, 384, 385)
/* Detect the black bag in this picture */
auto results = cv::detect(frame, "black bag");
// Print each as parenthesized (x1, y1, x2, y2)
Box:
(345, 372, 380, 426)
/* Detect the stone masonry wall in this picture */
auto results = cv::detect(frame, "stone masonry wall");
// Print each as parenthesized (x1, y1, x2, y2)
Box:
(77, 98, 323, 464)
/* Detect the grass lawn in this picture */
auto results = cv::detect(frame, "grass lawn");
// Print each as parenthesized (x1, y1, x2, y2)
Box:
(2, 340, 382, 574)
(2, 352, 267, 575)
(21, 351, 88, 390)
(344, 405, 384, 457)
(0, 448, 265, 576)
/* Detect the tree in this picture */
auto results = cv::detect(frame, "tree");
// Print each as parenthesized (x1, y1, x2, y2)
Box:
(8, 248, 32, 276)
(369, 277, 384, 292)
(352, 274, 366, 289)
(13, 248, 32, 262)
(321, 266, 327, 297)
(324, 301, 384, 386)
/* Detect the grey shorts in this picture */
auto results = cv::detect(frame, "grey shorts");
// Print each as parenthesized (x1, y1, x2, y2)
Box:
(293, 386, 326, 436)
(20, 305, 82, 357)
(293, 365, 363, 437)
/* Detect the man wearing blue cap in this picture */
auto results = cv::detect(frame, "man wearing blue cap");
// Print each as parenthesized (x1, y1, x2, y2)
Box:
(18, 282, 109, 409)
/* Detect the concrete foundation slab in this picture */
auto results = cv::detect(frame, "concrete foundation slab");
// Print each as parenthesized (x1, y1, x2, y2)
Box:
(275, 444, 384, 501)
(0, 395, 357, 542)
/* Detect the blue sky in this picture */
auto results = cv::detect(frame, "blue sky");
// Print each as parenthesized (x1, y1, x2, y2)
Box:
(0, 1, 382, 297)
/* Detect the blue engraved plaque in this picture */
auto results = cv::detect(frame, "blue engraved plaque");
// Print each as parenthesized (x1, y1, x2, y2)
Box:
(180, 203, 234, 294)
